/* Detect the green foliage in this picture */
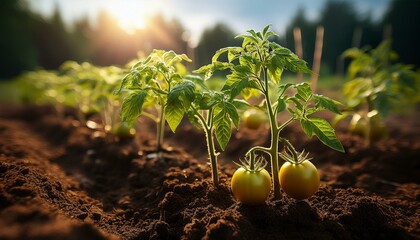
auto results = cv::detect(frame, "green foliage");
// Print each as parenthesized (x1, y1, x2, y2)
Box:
(115, 49, 192, 153)
(198, 25, 342, 152)
(165, 80, 195, 132)
(338, 40, 420, 144)
(342, 41, 419, 115)
(116, 50, 192, 127)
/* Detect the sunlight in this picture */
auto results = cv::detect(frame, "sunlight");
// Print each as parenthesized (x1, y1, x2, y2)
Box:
(103, 1, 156, 34)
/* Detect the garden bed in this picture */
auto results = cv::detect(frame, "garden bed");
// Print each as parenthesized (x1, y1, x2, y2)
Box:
(0, 104, 418, 239)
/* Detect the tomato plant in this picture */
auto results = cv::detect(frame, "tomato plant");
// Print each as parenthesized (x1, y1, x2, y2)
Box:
(231, 157, 271, 205)
(278, 152, 320, 200)
(197, 25, 344, 199)
(243, 108, 265, 130)
(115, 50, 192, 155)
(185, 75, 240, 186)
(336, 41, 420, 145)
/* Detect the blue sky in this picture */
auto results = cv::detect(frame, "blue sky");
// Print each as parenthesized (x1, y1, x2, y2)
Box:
(28, 0, 390, 46)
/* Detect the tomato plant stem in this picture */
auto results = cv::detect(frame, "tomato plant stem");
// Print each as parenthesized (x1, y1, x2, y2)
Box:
(194, 109, 219, 187)
(263, 69, 282, 199)
(156, 105, 165, 154)
(206, 127, 219, 187)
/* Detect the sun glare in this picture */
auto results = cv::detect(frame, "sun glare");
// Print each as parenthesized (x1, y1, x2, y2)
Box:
(104, 1, 156, 34)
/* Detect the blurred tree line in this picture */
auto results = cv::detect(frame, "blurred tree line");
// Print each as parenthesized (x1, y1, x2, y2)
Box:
(1, 0, 419, 79)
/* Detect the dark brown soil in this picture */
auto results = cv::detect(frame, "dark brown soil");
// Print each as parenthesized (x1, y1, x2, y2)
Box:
(0, 104, 418, 240)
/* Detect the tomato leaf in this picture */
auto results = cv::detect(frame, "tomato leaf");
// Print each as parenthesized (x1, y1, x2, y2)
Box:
(276, 96, 286, 113)
(184, 75, 208, 90)
(165, 81, 195, 132)
(165, 100, 184, 132)
(212, 48, 230, 63)
(294, 82, 313, 102)
(213, 108, 232, 151)
(222, 65, 250, 99)
(309, 117, 344, 152)
(187, 110, 202, 130)
(224, 102, 240, 129)
(300, 119, 313, 137)
(278, 83, 293, 97)
(314, 94, 341, 114)
(267, 55, 283, 83)
(120, 91, 148, 123)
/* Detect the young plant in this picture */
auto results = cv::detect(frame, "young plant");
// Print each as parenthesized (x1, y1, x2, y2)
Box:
(185, 75, 240, 187)
(59, 61, 132, 139)
(198, 25, 344, 200)
(336, 41, 420, 144)
(115, 50, 192, 154)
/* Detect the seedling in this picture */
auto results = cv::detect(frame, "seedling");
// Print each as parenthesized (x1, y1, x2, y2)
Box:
(115, 50, 192, 155)
(59, 62, 132, 140)
(336, 41, 420, 145)
(198, 25, 344, 200)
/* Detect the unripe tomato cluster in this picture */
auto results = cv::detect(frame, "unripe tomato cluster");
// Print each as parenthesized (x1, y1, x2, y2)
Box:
(231, 160, 320, 205)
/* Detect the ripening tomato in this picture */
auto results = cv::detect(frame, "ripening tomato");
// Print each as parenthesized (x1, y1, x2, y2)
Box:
(243, 109, 265, 130)
(279, 160, 320, 200)
(231, 167, 271, 205)
(114, 123, 136, 139)
(349, 112, 387, 143)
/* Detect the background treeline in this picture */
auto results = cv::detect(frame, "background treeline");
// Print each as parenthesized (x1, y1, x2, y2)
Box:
(1, 0, 419, 79)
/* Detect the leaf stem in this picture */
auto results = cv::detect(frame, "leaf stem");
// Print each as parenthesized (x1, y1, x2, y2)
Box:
(278, 117, 294, 132)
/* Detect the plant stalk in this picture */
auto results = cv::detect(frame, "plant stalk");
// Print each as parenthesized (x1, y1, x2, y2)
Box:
(205, 126, 219, 187)
(263, 69, 282, 199)
(156, 105, 165, 154)
(195, 109, 219, 187)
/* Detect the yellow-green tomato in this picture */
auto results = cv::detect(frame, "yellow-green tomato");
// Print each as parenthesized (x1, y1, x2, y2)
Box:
(349, 112, 387, 143)
(279, 160, 320, 200)
(114, 123, 136, 139)
(243, 109, 264, 130)
(231, 167, 271, 205)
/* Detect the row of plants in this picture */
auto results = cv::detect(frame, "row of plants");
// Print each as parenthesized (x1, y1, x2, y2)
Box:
(11, 25, 419, 205)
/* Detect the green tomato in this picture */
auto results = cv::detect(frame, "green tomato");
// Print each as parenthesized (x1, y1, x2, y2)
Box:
(81, 105, 100, 118)
(349, 112, 387, 143)
(279, 160, 320, 200)
(349, 113, 367, 136)
(114, 123, 136, 139)
(231, 167, 271, 205)
(243, 109, 265, 130)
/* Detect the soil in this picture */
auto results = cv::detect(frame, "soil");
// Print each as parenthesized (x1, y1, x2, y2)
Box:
(0, 104, 418, 240)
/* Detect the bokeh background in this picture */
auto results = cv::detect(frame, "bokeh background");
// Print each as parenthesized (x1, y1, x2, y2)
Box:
(1, 0, 419, 79)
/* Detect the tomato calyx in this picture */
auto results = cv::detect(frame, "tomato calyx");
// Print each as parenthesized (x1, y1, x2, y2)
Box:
(234, 155, 267, 173)
(279, 147, 312, 165)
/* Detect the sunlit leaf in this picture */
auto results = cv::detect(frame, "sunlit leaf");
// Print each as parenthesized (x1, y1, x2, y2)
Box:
(294, 82, 313, 102)
(300, 119, 313, 137)
(213, 108, 231, 150)
(309, 117, 344, 152)
(276, 96, 286, 113)
(314, 94, 341, 114)
(120, 91, 148, 123)
(165, 99, 184, 132)
(224, 101, 240, 129)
